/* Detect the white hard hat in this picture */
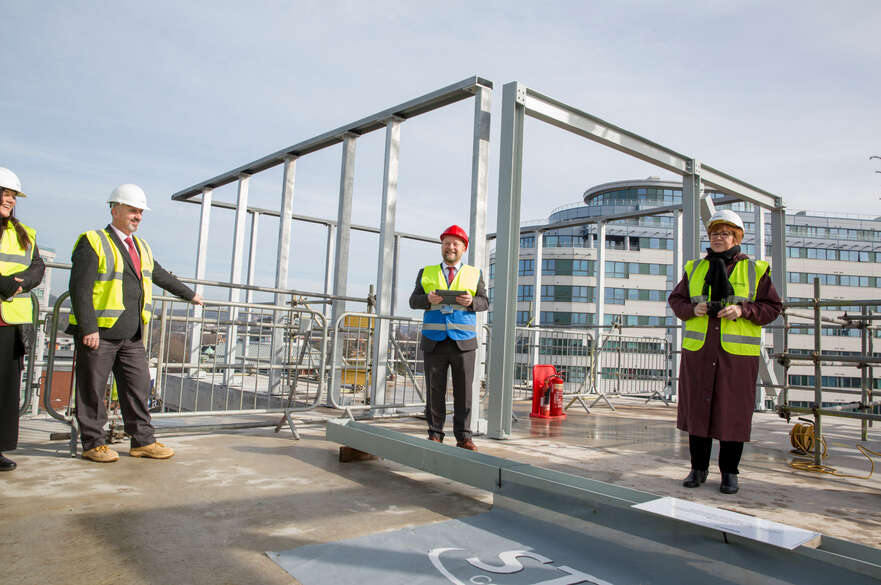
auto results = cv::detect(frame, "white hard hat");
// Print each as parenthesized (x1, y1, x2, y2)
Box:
(0, 167, 26, 197)
(108, 183, 150, 211)
(707, 209, 744, 232)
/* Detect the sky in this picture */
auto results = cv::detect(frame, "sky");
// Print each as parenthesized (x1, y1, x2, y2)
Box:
(2, 1, 880, 312)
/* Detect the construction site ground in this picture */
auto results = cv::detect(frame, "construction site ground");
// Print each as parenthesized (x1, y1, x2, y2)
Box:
(3, 398, 880, 585)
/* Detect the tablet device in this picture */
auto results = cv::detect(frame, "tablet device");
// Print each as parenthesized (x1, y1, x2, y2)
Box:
(435, 290, 466, 304)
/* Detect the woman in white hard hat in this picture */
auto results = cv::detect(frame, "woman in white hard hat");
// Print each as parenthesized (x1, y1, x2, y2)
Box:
(667, 209, 781, 494)
(0, 168, 46, 472)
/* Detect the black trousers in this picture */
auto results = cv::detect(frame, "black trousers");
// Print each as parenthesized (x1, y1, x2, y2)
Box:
(423, 338, 474, 442)
(689, 434, 744, 474)
(74, 335, 155, 451)
(0, 326, 23, 452)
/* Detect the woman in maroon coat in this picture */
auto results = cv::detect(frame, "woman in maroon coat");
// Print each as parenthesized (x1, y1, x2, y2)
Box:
(668, 210, 781, 494)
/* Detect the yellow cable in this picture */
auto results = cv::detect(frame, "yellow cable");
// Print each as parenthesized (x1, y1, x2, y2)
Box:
(788, 422, 881, 479)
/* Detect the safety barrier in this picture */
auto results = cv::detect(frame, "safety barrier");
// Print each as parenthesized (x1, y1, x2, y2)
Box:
(328, 312, 428, 417)
(40, 286, 331, 454)
(16, 291, 41, 416)
(509, 326, 594, 402)
(589, 333, 672, 410)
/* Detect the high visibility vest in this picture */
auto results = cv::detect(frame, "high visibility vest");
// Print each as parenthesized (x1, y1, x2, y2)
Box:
(68, 230, 155, 329)
(0, 222, 37, 325)
(421, 264, 480, 342)
(682, 257, 768, 356)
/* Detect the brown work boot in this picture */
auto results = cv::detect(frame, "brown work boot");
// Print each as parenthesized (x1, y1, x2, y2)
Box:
(129, 442, 174, 459)
(82, 445, 120, 463)
(456, 439, 478, 452)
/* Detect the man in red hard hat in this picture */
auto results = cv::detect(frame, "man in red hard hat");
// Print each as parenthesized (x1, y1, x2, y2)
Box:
(409, 224, 488, 451)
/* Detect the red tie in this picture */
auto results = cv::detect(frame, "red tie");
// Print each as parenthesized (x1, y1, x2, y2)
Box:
(125, 237, 142, 277)
(447, 266, 456, 285)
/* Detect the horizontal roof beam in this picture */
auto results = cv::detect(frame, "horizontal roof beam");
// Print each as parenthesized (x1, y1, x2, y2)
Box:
(182, 197, 439, 245)
(521, 88, 780, 210)
(172, 76, 493, 201)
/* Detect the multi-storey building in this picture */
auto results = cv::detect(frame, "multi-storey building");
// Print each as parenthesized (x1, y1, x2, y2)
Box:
(488, 178, 881, 409)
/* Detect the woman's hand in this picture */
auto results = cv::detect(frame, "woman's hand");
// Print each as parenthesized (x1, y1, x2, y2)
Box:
(718, 304, 743, 320)
(693, 302, 708, 317)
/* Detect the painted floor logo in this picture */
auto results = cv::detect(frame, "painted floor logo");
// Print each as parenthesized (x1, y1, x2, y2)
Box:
(428, 548, 615, 585)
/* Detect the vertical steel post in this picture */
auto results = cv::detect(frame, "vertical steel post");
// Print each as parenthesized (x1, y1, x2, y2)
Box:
(243, 211, 259, 364)
(771, 197, 788, 392)
(682, 160, 702, 264)
(468, 85, 491, 436)
(371, 117, 402, 413)
(391, 234, 401, 315)
(271, 156, 296, 393)
(329, 133, 357, 407)
(225, 175, 250, 384)
(487, 82, 524, 439)
(324, 223, 335, 317)
(189, 187, 212, 373)
(669, 209, 683, 400)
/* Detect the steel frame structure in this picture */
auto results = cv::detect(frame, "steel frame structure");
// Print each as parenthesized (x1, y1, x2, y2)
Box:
(488, 83, 787, 439)
(172, 76, 492, 422)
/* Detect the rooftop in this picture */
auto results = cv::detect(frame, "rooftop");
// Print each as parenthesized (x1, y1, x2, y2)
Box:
(5, 398, 881, 584)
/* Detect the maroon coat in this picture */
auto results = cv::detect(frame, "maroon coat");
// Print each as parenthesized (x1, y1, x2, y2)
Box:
(668, 253, 782, 442)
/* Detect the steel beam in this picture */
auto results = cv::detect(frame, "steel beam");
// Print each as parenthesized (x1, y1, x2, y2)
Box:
(371, 118, 402, 413)
(270, 157, 297, 393)
(595, 222, 606, 342)
(189, 187, 212, 373)
(329, 134, 357, 406)
(682, 162, 702, 263)
(469, 84, 492, 435)
(532, 230, 543, 366)
(487, 82, 525, 439)
(172, 76, 493, 201)
(225, 175, 250, 382)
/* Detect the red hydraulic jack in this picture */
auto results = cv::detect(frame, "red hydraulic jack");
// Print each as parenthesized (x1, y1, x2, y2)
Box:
(529, 364, 567, 420)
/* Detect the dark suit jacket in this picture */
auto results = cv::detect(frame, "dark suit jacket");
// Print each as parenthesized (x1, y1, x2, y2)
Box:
(67, 224, 195, 340)
(408, 265, 488, 352)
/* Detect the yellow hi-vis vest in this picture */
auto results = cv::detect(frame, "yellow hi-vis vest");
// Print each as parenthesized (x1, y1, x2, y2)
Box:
(421, 264, 480, 342)
(68, 230, 155, 329)
(682, 257, 769, 356)
(0, 222, 37, 324)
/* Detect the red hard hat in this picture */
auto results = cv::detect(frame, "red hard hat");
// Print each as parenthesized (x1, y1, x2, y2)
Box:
(440, 224, 468, 249)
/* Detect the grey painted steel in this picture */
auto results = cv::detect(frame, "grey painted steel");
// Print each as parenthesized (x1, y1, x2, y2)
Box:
(681, 162, 702, 263)
(371, 118, 402, 412)
(670, 209, 683, 399)
(271, 156, 297, 393)
(190, 187, 213, 371)
(531, 229, 543, 365)
(595, 222, 606, 343)
(172, 76, 493, 201)
(326, 419, 881, 581)
(179, 195, 437, 245)
(225, 175, 250, 383)
(771, 198, 788, 391)
(323, 224, 334, 317)
(329, 134, 356, 407)
(246, 211, 259, 303)
(469, 85, 491, 434)
(391, 234, 400, 314)
(487, 81, 525, 439)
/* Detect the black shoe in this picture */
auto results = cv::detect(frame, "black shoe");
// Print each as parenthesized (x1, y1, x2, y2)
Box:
(682, 469, 708, 488)
(720, 473, 739, 494)
(0, 453, 16, 471)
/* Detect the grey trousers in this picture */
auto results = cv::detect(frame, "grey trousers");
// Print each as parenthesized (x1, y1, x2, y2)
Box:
(423, 338, 475, 442)
(74, 336, 155, 450)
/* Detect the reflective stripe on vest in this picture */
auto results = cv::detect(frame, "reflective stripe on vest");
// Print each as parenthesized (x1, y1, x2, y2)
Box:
(421, 264, 480, 342)
(681, 257, 768, 356)
(68, 230, 155, 329)
(0, 222, 36, 325)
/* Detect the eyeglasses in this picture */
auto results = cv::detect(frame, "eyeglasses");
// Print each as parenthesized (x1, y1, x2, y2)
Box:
(709, 231, 734, 239)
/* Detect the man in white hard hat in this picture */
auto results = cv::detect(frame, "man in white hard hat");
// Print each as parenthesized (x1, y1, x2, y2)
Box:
(67, 184, 203, 463)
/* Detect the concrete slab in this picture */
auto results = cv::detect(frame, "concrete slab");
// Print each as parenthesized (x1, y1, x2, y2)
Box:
(3, 398, 880, 584)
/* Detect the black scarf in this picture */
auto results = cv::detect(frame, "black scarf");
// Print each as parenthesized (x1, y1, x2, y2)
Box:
(703, 245, 740, 301)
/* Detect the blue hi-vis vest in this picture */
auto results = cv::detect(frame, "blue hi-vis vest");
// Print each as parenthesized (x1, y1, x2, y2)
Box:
(421, 264, 480, 342)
